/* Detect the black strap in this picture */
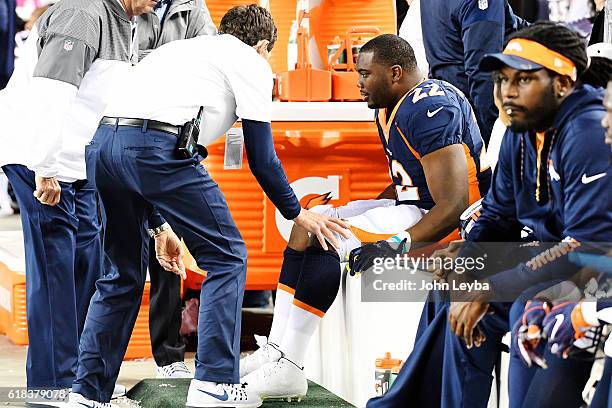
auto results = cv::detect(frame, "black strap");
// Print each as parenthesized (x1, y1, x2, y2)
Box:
(100, 117, 181, 136)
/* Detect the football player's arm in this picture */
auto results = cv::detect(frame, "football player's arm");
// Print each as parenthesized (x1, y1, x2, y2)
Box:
(458, 0, 505, 142)
(559, 121, 611, 244)
(408, 144, 468, 243)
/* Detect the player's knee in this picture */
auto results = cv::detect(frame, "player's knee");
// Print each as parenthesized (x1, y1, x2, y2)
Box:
(307, 234, 340, 256)
(294, 245, 342, 314)
(287, 223, 310, 251)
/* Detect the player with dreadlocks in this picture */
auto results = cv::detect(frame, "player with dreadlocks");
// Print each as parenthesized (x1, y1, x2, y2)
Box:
(449, 21, 611, 408)
(368, 21, 612, 408)
(516, 76, 612, 408)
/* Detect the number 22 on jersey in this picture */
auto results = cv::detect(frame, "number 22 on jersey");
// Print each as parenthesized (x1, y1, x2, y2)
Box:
(390, 159, 419, 201)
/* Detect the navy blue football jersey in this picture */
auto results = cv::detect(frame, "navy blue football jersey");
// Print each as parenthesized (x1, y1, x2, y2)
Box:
(375, 79, 491, 210)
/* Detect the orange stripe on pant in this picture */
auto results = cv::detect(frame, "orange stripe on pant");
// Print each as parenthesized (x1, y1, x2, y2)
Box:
(293, 298, 325, 318)
(349, 226, 395, 244)
(277, 283, 296, 295)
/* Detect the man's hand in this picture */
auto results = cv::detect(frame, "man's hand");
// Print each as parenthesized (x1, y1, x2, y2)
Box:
(449, 301, 489, 348)
(33, 175, 61, 206)
(348, 239, 408, 276)
(293, 208, 350, 251)
(429, 240, 464, 283)
(155, 229, 186, 279)
(511, 300, 552, 368)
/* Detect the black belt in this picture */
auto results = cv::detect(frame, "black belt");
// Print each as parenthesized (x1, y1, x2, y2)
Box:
(100, 117, 181, 136)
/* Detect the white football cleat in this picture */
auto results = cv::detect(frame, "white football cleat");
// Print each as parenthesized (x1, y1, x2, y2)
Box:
(239, 336, 282, 378)
(242, 357, 307, 402)
(186, 380, 262, 408)
(67, 392, 118, 408)
(157, 361, 193, 378)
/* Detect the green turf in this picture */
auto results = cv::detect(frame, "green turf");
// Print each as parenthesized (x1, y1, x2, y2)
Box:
(126, 379, 355, 408)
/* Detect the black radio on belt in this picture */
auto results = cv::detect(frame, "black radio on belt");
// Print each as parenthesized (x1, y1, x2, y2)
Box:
(177, 106, 204, 159)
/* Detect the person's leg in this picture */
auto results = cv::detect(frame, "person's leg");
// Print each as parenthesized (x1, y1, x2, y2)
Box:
(415, 290, 449, 341)
(148, 237, 187, 375)
(238, 226, 308, 379)
(71, 128, 152, 402)
(244, 200, 407, 378)
(3, 164, 80, 389)
(73, 195, 149, 402)
(125, 131, 261, 406)
(441, 302, 511, 408)
(148, 164, 247, 385)
(73, 179, 103, 336)
(267, 226, 310, 347)
(590, 356, 611, 408)
(279, 243, 341, 367)
(279, 202, 423, 367)
(265, 201, 391, 350)
(520, 349, 595, 408)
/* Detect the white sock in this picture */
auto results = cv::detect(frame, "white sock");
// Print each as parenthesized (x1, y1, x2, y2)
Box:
(267, 285, 294, 346)
(279, 302, 322, 367)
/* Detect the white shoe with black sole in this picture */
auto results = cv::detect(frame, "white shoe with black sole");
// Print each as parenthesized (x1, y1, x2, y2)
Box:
(157, 361, 193, 378)
(241, 357, 307, 402)
(186, 380, 262, 408)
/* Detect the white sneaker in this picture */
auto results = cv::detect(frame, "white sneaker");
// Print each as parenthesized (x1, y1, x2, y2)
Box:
(111, 384, 126, 399)
(242, 358, 308, 401)
(157, 361, 193, 378)
(186, 380, 262, 408)
(239, 336, 282, 378)
(67, 392, 118, 408)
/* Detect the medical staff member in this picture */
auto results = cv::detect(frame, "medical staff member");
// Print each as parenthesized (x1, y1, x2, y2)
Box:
(137, 0, 217, 380)
(0, 0, 154, 399)
(420, 0, 526, 144)
(70, 5, 349, 407)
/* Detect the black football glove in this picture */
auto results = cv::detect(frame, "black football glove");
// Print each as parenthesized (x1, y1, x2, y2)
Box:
(348, 238, 408, 276)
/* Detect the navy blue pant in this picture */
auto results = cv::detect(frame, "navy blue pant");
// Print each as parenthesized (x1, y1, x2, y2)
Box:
(590, 356, 611, 408)
(73, 124, 247, 402)
(2, 164, 102, 388)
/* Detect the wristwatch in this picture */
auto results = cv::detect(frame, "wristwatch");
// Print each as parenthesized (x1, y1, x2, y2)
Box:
(147, 222, 171, 238)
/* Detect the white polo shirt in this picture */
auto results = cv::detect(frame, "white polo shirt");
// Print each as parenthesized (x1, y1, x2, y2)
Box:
(104, 34, 273, 146)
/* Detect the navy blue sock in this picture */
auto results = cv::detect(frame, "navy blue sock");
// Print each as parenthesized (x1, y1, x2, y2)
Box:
(278, 247, 305, 290)
(294, 246, 341, 314)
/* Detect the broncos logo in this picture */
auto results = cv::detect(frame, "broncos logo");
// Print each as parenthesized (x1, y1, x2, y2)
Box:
(302, 192, 334, 209)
